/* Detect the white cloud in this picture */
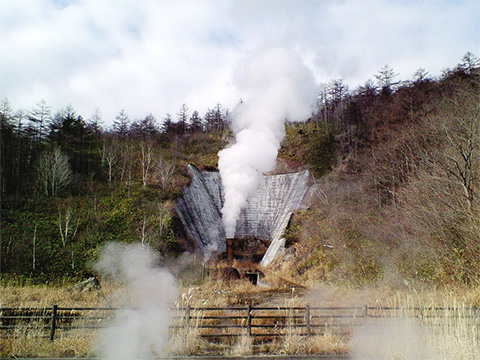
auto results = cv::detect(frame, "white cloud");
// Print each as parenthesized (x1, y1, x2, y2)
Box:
(319, 0, 480, 85)
(0, 0, 478, 125)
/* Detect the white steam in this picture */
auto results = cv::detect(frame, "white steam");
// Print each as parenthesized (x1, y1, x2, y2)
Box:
(352, 318, 438, 360)
(218, 47, 317, 237)
(92, 242, 178, 360)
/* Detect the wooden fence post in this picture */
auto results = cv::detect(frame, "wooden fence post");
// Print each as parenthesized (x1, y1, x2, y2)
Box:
(185, 305, 190, 329)
(247, 305, 252, 336)
(50, 305, 58, 341)
(305, 305, 311, 337)
(363, 305, 368, 318)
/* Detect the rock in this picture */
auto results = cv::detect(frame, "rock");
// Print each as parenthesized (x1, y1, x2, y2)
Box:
(70, 277, 100, 293)
(283, 247, 296, 261)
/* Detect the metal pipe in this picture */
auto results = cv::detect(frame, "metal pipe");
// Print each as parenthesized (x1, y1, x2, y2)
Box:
(226, 238, 235, 261)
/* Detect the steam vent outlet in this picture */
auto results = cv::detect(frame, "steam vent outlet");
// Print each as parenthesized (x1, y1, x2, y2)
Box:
(226, 238, 235, 261)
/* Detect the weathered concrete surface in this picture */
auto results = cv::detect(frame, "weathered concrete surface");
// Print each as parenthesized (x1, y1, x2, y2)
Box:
(260, 237, 286, 267)
(175, 165, 309, 261)
(175, 165, 226, 253)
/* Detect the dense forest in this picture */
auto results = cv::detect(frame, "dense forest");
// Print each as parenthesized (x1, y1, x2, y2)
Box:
(1, 52, 479, 285)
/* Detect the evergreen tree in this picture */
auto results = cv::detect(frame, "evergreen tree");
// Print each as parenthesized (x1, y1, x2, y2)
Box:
(49, 106, 101, 177)
(412, 68, 431, 83)
(205, 104, 226, 132)
(189, 110, 204, 132)
(87, 108, 104, 136)
(0, 98, 14, 197)
(457, 52, 480, 74)
(28, 99, 52, 144)
(375, 65, 400, 95)
(112, 109, 130, 138)
(161, 113, 173, 134)
(176, 103, 189, 134)
(130, 113, 159, 139)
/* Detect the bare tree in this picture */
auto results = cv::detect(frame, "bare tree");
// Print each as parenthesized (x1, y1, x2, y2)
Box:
(155, 201, 172, 242)
(156, 156, 175, 194)
(139, 201, 173, 250)
(140, 201, 173, 250)
(398, 88, 480, 282)
(32, 224, 37, 270)
(37, 147, 72, 196)
(58, 202, 79, 247)
(442, 110, 478, 213)
(102, 139, 119, 184)
(418, 91, 480, 213)
(116, 141, 134, 186)
(140, 140, 156, 187)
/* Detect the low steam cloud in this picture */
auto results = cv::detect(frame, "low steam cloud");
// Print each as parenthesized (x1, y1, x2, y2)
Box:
(218, 47, 317, 237)
(352, 318, 438, 359)
(92, 242, 177, 360)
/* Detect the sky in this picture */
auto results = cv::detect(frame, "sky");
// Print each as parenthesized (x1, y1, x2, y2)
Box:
(1, 0, 479, 126)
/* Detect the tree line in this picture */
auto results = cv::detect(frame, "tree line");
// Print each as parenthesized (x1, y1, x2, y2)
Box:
(1, 51, 478, 283)
(0, 102, 231, 200)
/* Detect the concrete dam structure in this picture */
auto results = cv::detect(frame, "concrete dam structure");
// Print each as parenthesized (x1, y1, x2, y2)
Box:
(175, 165, 310, 265)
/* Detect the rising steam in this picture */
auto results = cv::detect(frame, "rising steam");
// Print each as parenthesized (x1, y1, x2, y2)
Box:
(92, 242, 177, 360)
(218, 47, 317, 237)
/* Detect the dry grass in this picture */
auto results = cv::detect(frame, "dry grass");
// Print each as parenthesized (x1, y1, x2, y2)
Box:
(228, 335, 254, 356)
(167, 326, 208, 356)
(0, 282, 119, 308)
(3, 280, 480, 357)
(0, 325, 96, 358)
(0, 282, 109, 357)
(0, 282, 116, 358)
(176, 272, 298, 308)
(278, 304, 350, 356)
(281, 331, 348, 355)
(351, 292, 480, 359)
(428, 304, 480, 359)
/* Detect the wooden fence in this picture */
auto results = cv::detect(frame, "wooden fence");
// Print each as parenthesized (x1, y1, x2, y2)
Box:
(1, 305, 479, 341)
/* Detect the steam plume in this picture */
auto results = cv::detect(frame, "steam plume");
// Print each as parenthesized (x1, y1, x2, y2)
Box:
(352, 318, 438, 359)
(93, 242, 177, 360)
(218, 47, 317, 237)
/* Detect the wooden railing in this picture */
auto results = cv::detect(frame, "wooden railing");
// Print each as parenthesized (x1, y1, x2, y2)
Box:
(1, 305, 478, 341)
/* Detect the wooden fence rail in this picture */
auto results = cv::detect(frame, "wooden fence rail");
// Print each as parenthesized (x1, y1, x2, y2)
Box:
(1, 305, 479, 341)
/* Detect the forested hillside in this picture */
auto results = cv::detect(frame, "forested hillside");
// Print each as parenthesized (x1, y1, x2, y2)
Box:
(281, 53, 480, 286)
(1, 52, 479, 285)
(0, 103, 231, 281)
